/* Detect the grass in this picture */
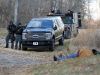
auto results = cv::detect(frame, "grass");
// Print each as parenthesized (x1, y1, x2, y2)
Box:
(24, 55, 100, 75)
(70, 29, 100, 49)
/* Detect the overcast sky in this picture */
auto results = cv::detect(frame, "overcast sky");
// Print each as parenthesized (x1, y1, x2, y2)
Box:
(90, 0, 100, 20)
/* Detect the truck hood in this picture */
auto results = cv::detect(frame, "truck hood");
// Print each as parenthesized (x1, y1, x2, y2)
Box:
(23, 27, 53, 33)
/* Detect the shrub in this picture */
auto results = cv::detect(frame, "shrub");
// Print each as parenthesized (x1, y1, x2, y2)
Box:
(70, 28, 100, 48)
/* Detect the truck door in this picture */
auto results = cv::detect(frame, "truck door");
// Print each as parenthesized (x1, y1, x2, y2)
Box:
(56, 19, 62, 35)
(53, 20, 59, 40)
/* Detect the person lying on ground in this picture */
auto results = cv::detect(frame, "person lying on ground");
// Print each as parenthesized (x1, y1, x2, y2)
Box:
(53, 49, 100, 61)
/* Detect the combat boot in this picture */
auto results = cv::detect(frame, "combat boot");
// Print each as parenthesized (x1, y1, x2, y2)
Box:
(4, 43, 8, 48)
(59, 54, 62, 58)
(53, 55, 57, 61)
(11, 42, 14, 49)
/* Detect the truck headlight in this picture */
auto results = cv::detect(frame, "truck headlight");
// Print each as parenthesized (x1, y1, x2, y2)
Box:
(45, 33, 51, 40)
(22, 33, 27, 40)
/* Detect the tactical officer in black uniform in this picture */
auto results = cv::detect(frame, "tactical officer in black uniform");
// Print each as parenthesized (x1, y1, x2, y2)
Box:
(4, 21, 16, 49)
(55, 9, 62, 14)
(15, 23, 23, 50)
(68, 9, 74, 14)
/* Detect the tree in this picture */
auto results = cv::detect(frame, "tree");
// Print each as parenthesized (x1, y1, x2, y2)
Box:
(14, 0, 19, 25)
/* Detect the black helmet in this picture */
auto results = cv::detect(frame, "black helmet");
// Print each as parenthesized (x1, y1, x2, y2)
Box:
(18, 23, 22, 26)
(68, 9, 70, 11)
(51, 9, 55, 13)
(19, 23, 21, 25)
(10, 21, 13, 24)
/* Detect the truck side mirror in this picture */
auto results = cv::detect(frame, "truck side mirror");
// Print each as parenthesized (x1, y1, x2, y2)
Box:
(72, 19, 75, 24)
(53, 26, 57, 30)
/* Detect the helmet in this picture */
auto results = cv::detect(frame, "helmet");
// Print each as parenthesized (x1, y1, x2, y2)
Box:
(51, 9, 55, 13)
(10, 21, 13, 24)
(18, 23, 22, 26)
(68, 9, 70, 11)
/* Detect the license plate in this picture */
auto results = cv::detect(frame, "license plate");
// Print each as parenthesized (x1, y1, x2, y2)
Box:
(33, 42, 38, 45)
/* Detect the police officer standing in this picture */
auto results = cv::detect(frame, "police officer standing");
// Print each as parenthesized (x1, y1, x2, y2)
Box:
(4, 21, 16, 49)
(15, 23, 23, 50)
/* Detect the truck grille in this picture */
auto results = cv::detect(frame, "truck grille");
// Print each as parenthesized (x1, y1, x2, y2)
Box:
(25, 33, 46, 40)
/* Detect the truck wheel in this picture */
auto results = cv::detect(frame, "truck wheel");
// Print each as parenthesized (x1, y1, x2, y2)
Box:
(64, 29, 71, 39)
(76, 28, 79, 34)
(49, 39, 55, 51)
(22, 44, 27, 50)
(59, 35, 64, 45)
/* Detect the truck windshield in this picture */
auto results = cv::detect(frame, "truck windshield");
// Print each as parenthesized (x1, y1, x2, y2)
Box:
(27, 20, 53, 28)
(62, 18, 71, 24)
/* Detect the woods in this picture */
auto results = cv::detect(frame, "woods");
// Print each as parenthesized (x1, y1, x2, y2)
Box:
(0, 0, 100, 27)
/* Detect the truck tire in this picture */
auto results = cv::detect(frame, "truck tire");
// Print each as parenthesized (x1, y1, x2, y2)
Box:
(49, 39, 54, 51)
(59, 35, 64, 45)
(76, 28, 79, 34)
(64, 29, 71, 39)
(22, 44, 27, 50)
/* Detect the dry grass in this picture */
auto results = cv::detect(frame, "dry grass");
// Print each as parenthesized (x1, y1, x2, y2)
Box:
(68, 25, 100, 55)
(23, 55, 100, 75)
(70, 29, 100, 49)
(0, 28, 8, 38)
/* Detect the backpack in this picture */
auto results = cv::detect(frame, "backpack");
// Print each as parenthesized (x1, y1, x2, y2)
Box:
(12, 25, 16, 33)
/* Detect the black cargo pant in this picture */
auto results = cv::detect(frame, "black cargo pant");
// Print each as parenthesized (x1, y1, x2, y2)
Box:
(6, 33, 14, 48)
(15, 34, 22, 50)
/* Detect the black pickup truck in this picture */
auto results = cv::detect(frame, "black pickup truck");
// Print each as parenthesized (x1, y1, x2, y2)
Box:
(21, 16, 64, 51)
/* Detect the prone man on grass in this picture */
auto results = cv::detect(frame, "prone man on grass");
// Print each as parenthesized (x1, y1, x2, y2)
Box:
(53, 49, 100, 61)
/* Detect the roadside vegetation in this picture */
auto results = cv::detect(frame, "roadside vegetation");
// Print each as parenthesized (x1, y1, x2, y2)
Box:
(0, 28, 8, 38)
(70, 25, 100, 51)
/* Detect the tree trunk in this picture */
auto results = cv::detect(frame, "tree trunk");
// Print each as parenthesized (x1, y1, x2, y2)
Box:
(87, 0, 91, 25)
(14, 0, 19, 25)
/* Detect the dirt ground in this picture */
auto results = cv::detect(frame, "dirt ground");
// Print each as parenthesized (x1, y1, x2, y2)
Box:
(0, 38, 55, 75)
